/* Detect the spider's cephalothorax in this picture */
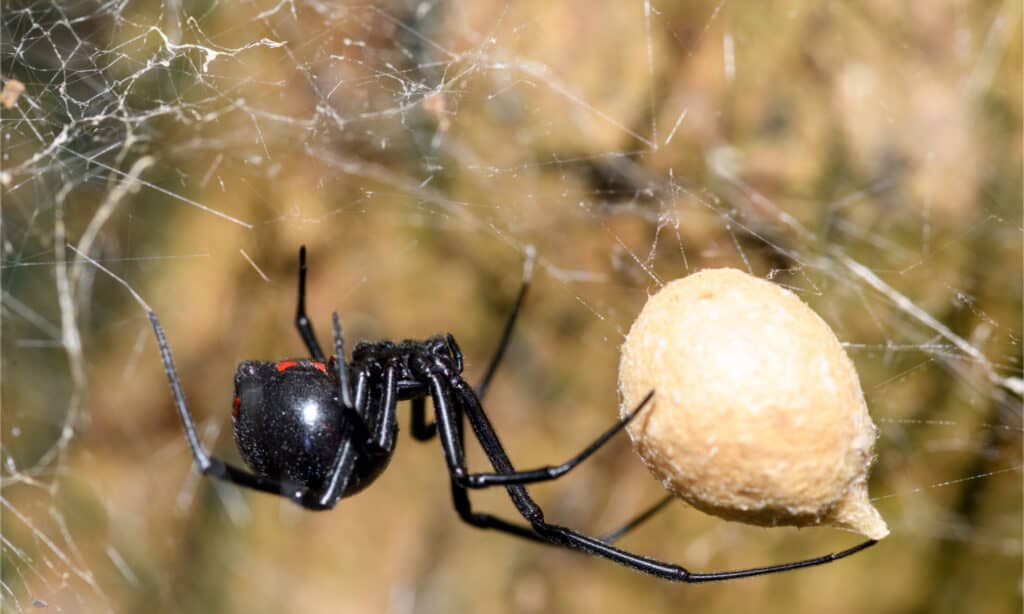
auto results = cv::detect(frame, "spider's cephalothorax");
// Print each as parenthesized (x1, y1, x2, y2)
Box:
(148, 246, 877, 583)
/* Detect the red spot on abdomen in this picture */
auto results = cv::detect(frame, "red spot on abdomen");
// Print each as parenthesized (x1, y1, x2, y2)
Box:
(276, 360, 328, 374)
(276, 359, 300, 372)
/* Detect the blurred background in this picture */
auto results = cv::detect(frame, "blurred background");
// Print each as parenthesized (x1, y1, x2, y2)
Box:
(2, 1, 1021, 612)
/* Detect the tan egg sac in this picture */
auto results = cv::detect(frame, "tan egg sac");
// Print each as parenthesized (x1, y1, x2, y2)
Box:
(619, 269, 888, 540)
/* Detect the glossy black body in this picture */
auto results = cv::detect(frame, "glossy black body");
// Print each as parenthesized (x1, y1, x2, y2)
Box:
(232, 336, 459, 496)
(233, 360, 353, 490)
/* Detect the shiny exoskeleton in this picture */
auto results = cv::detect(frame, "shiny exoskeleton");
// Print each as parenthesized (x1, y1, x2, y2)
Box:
(231, 337, 460, 497)
(148, 246, 877, 583)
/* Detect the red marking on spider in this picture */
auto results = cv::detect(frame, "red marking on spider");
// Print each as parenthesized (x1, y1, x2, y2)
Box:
(276, 360, 299, 372)
(276, 360, 328, 373)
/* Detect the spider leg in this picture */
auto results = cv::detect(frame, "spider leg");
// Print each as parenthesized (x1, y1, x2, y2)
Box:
(149, 311, 350, 510)
(295, 315, 401, 508)
(329, 312, 386, 451)
(454, 391, 654, 488)
(295, 245, 327, 363)
(433, 373, 878, 582)
(409, 397, 437, 440)
(426, 373, 469, 475)
(330, 312, 355, 410)
(307, 439, 359, 509)
(599, 494, 674, 544)
(476, 246, 535, 400)
(425, 372, 691, 578)
(352, 369, 369, 421)
(440, 386, 615, 546)
(370, 365, 399, 451)
(449, 479, 548, 544)
(427, 374, 545, 542)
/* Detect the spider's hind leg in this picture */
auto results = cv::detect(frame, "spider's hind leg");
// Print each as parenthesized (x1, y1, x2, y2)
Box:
(476, 246, 535, 400)
(294, 245, 326, 362)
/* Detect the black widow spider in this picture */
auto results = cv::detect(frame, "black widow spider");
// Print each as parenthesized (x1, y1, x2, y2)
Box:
(148, 246, 876, 583)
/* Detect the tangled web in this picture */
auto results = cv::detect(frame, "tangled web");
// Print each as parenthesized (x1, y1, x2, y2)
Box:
(2, 2, 1021, 613)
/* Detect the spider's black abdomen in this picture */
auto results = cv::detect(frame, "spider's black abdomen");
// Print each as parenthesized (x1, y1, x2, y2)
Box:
(232, 360, 346, 489)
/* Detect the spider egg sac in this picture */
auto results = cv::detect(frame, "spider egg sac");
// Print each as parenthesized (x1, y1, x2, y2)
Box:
(618, 269, 888, 539)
